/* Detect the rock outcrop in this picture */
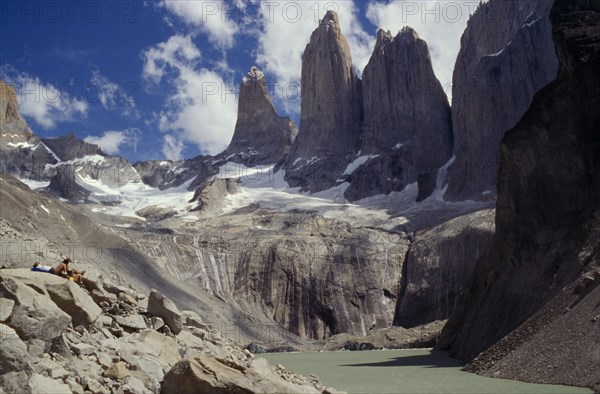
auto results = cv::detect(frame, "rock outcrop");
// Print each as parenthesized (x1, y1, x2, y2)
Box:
(42, 133, 104, 161)
(393, 209, 495, 328)
(345, 28, 453, 201)
(438, 0, 600, 383)
(0, 79, 33, 141)
(191, 177, 241, 214)
(445, 0, 558, 201)
(285, 10, 363, 192)
(226, 66, 298, 166)
(0, 80, 57, 180)
(0, 269, 337, 393)
(132, 208, 409, 340)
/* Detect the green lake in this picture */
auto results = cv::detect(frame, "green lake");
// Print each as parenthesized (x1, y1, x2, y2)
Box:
(261, 349, 592, 394)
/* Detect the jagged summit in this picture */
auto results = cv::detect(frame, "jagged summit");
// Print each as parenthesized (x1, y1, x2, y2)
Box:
(225, 66, 297, 166)
(285, 10, 363, 192)
(241, 66, 265, 85)
(320, 10, 339, 29)
(345, 23, 452, 201)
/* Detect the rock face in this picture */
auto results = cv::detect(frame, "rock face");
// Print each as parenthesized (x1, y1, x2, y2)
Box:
(132, 209, 408, 340)
(226, 67, 298, 166)
(345, 28, 453, 201)
(445, 0, 558, 201)
(0, 79, 33, 141)
(42, 133, 103, 161)
(285, 10, 363, 192)
(438, 0, 600, 371)
(0, 275, 71, 344)
(393, 209, 495, 328)
(191, 177, 241, 214)
(0, 80, 57, 180)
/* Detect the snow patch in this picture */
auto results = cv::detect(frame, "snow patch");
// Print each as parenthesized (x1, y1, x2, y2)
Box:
(18, 178, 50, 190)
(343, 155, 378, 175)
(7, 141, 36, 149)
(39, 204, 50, 214)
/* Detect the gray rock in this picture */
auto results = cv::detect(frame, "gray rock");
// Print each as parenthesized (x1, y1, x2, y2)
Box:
(28, 373, 72, 394)
(123, 376, 149, 394)
(225, 66, 298, 166)
(41, 133, 103, 161)
(134, 205, 177, 222)
(285, 10, 363, 192)
(162, 355, 325, 394)
(0, 323, 31, 374)
(394, 209, 495, 328)
(115, 315, 148, 331)
(104, 362, 130, 380)
(439, 0, 600, 374)
(147, 290, 182, 335)
(33, 358, 70, 379)
(191, 178, 241, 214)
(149, 316, 164, 330)
(71, 343, 95, 356)
(346, 27, 453, 201)
(0, 275, 71, 343)
(445, 0, 558, 201)
(43, 275, 102, 327)
(0, 297, 15, 321)
(27, 339, 46, 357)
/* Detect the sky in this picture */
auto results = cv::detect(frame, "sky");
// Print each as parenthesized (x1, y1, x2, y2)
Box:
(1, 0, 482, 162)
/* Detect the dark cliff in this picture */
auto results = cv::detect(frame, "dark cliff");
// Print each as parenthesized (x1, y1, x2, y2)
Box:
(438, 0, 600, 371)
(445, 0, 558, 201)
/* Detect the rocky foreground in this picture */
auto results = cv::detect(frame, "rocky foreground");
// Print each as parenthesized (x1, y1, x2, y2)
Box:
(0, 269, 342, 394)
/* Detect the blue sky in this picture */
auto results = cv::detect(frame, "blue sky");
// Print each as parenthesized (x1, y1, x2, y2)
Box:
(1, 0, 480, 162)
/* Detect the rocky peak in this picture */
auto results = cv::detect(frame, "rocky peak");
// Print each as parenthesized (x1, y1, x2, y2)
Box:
(345, 25, 452, 201)
(41, 133, 104, 161)
(445, 0, 558, 201)
(285, 10, 363, 192)
(0, 79, 33, 142)
(225, 66, 297, 166)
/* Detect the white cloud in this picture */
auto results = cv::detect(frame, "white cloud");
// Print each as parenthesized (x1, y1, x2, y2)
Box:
(142, 35, 201, 83)
(84, 128, 142, 155)
(90, 69, 139, 118)
(160, 0, 240, 49)
(366, 0, 481, 92)
(162, 134, 185, 161)
(142, 35, 238, 157)
(253, 1, 375, 115)
(2, 68, 88, 129)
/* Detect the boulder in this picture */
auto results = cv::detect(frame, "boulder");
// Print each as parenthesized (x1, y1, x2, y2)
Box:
(147, 290, 182, 335)
(115, 315, 147, 331)
(0, 323, 31, 374)
(0, 297, 15, 321)
(28, 373, 72, 394)
(44, 278, 102, 327)
(1, 269, 101, 327)
(0, 275, 71, 343)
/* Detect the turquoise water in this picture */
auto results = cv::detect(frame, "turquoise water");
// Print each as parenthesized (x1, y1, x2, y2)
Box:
(261, 349, 592, 394)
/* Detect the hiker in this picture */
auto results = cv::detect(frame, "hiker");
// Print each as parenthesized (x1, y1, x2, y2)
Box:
(52, 258, 85, 285)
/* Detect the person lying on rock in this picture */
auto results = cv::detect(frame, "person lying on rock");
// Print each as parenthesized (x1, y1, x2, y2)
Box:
(51, 258, 85, 285)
